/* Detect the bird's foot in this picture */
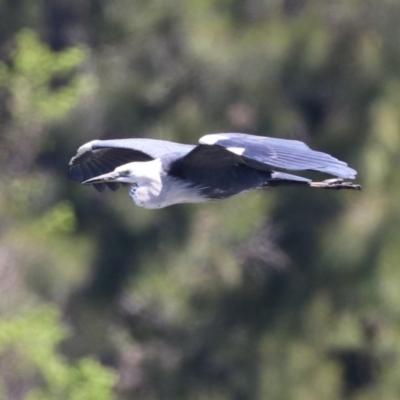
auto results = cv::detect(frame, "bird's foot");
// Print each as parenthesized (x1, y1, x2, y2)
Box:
(309, 178, 362, 190)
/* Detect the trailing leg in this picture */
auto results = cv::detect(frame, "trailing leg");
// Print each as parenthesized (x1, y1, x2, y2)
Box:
(308, 178, 361, 190)
(266, 177, 361, 190)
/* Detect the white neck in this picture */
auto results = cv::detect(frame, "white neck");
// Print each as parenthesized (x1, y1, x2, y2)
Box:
(123, 159, 162, 208)
(129, 177, 207, 209)
(122, 158, 208, 209)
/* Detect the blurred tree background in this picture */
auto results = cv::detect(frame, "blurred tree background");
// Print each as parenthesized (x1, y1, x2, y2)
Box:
(1, 0, 400, 399)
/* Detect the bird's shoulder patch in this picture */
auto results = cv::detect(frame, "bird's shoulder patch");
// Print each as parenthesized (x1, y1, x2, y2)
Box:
(199, 134, 231, 145)
(226, 147, 245, 156)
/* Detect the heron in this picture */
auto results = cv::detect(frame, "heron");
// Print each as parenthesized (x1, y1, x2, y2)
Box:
(68, 133, 361, 209)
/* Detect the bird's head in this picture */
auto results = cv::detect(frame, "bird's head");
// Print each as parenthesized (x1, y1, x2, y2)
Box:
(82, 159, 162, 186)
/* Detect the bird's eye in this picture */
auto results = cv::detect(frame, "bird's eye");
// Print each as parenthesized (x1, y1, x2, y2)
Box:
(119, 170, 130, 176)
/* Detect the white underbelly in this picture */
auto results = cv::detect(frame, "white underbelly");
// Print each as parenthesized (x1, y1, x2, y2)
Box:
(129, 183, 208, 209)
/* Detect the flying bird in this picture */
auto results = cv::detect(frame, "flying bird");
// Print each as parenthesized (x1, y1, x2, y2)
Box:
(68, 133, 361, 209)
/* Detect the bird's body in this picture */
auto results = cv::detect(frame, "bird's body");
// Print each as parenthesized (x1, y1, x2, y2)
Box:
(68, 133, 361, 209)
(125, 159, 208, 208)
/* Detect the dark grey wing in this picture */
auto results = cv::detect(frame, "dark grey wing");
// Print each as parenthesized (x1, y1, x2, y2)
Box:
(68, 138, 194, 191)
(168, 145, 274, 199)
(199, 133, 357, 179)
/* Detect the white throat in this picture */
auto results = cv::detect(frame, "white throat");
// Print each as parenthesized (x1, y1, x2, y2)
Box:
(121, 158, 207, 209)
(129, 181, 163, 208)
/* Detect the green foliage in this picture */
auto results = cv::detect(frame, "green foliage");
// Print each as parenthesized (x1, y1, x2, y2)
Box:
(0, 307, 116, 400)
(0, 25, 95, 310)
(0, 29, 90, 122)
(30, 200, 77, 236)
(2, 1, 400, 400)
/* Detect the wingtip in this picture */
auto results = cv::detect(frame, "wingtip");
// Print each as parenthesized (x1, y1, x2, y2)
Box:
(68, 166, 82, 182)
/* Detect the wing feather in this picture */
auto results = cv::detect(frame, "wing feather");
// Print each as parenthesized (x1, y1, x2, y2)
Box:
(200, 133, 357, 179)
(68, 138, 194, 191)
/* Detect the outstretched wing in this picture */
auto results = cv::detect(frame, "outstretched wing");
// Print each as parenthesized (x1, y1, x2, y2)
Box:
(168, 133, 357, 199)
(68, 138, 194, 191)
(168, 144, 276, 199)
(199, 133, 357, 179)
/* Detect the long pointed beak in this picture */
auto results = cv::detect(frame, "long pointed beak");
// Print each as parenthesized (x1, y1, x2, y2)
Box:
(82, 171, 121, 185)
